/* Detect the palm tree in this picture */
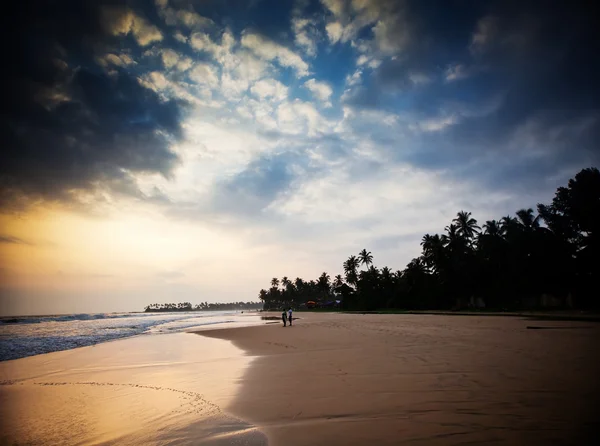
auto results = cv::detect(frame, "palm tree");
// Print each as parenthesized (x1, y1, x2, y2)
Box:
(516, 208, 540, 231)
(483, 220, 502, 236)
(442, 224, 463, 248)
(333, 274, 344, 288)
(358, 249, 373, 268)
(453, 211, 481, 241)
(317, 272, 331, 297)
(343, 255, 360, 285)
(380, 266, 392, 282)
(404, 257, 428, 276)
(500, 215, 519, 237)
(421, 233, 445, 273)
(270, 277, 280, 288)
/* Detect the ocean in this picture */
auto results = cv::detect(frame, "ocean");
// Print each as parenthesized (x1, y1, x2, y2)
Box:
(0, 311, 265, 361)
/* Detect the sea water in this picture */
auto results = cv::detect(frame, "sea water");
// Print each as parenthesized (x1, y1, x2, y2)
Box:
(0, 311, 262, 361)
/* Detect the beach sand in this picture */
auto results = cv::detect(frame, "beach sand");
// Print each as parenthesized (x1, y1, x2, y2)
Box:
(200, 313, 600, 446)
(1, 313, 598, 445)
(0, 332, 267, 445)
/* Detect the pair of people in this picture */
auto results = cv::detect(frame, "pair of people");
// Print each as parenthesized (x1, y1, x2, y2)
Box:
(281, 308, 293, 327)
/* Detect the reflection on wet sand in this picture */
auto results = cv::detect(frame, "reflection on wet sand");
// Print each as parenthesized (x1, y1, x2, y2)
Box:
(0, 333, 266, 445)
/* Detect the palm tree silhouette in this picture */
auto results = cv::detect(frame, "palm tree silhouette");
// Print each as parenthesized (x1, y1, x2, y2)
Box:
(453, 211, 481, 241)
(333, 274, 344, 288)
(343, 255, 360, 285)
(516, 208, 541, 231)
(483, 220, 502, 236)
(359, 249, 373, 268)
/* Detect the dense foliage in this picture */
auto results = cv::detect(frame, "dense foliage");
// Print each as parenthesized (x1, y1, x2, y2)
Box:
(259, 168, 600, 311)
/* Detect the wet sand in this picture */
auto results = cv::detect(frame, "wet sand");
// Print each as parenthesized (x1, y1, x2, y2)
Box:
(0, 332, 267, 445)
(200, 313, 600, 446)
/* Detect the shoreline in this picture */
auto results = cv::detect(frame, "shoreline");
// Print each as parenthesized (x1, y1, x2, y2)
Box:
(197, 312, 600, 445)
(0, 332, 268, 445)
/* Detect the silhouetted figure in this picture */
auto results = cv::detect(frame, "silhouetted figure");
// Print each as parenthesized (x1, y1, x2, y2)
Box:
(282, 309, 287, 327)
(288, 308, 293, 326)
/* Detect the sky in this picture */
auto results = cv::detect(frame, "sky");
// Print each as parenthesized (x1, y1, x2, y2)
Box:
(1, 0, 599, 315)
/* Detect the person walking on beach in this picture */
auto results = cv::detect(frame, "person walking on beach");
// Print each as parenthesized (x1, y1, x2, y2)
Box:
(288, 308, 293, 326)
(281, 309, 287, 327)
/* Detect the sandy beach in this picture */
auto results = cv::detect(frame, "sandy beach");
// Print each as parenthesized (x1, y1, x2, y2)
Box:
(0, 331, 267, 445)
(1, 313, 598, 445)
(201, 313, 600, 446)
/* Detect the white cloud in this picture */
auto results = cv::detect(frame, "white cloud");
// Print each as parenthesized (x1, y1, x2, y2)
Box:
(189, 63, 220, 88)
(325, 21, 344, 44)
(292, 17, 318, 56)
(241, 32, 309, 76)
(177, 57, 193, 72)
(160, 49, 179, 68)
(321, 0, 345, 17)
(411, 115, 458, 133)
(250, 79, 288, 101)
(216, 50, 270, 100)
(174, 31, 187, 43)
(304, 79, 333, 106)
(139, 71, 171, 92)
(221, 72, 251, 99)
(356, 54, 369, 65)
(321, 0, 413, 56)
(276, 99, 330, 136)
(229, 51, 268, 81)
(345, 69, 362, 86)
(190, 32, 220, 55)
(367, 59, 381, 69)
(156, 1, 214, 29)
(97, 53, 135, 68)
(101, 7, 163, 46)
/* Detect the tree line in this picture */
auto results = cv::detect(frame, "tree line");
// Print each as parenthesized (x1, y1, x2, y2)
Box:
(144, 301, 262, 312)
(258, 167, 600, 311)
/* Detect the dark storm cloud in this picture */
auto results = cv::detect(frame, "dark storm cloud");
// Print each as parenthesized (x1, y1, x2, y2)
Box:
(346, 0, 599, 186)
(1, 0, 185, 210)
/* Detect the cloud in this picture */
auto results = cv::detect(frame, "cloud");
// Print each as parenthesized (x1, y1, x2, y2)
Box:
(276, 100, 330, 136)
(321, 0, 412, 55)
(156, 0, 214, 30)
(189, 32, 220, 55)
(251, 79, 288, 101)
(292, 17, 319, 56)
(160, 49, 179, 69)
(207, 151, 307, 218)
(174, 31, 187, 43)
(1, 0, 185, 210)
(444, 64, 470, 82)
(325, 21, 345, 44)
(412, 115, 458, 133)
(408, 72, 431, 86)
(345, 69, 362, 87)
(241, 32, 309, 76)
(188, 63, 220, 88)
(304, 79, 333, 106)
(100, 6, 163, 46)
(97, 53, 135, 68)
